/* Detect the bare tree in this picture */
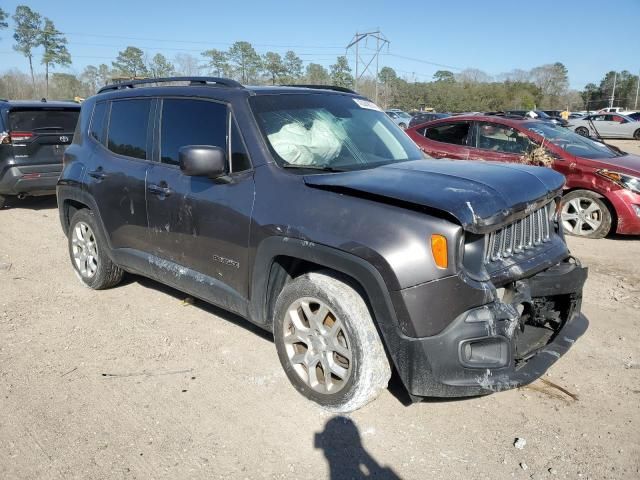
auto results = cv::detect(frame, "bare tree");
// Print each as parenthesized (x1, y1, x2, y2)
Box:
(173, 53, 201, 76)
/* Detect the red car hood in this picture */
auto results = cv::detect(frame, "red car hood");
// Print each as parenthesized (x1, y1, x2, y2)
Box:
(580, 153, 640, 175)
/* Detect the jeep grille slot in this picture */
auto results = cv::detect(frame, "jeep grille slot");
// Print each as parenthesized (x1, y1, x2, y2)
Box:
(486, 203, 552, 262)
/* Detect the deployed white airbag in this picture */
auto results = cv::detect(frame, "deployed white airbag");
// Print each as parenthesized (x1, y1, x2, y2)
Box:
(268, 117, 343, 165)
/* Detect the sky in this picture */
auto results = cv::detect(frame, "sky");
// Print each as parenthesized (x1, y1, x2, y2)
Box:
(1, 0, 639, 89)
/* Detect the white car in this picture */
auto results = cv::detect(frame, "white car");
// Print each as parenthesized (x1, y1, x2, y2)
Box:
(569, 113, 640, 140)
(384, 109, 412, 129)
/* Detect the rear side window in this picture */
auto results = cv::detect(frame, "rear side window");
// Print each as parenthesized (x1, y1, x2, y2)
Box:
(422, 122, 470, 145)
(160, 98, 227, 166)
(89, 102, 108, 145)
(107, 99, 151, 160)
(8, 108, 80, 132)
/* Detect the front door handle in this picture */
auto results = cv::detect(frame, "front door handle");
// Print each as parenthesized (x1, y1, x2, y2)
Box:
(147, 183, 173, 197)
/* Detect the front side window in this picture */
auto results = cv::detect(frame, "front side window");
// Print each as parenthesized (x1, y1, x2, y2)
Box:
(107, 99, 151, 160)
(476, 122, 532, 154)
(422, 122, 470, 146)
(160, 98, 227, 166)
(250, 94, 423, 170)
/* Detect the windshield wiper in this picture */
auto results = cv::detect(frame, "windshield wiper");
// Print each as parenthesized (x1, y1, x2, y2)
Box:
(32, 126, 64, 131)
(282, 164, 345, 172)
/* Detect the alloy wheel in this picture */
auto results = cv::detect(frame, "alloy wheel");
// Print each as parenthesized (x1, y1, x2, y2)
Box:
(71, 221, 99, 278)
(561, 197, 603, 236)
(282, 297, 353, 394)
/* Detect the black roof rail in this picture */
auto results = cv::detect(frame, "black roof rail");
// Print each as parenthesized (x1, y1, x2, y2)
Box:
(281, 84, 358, 94)
(98, 76, 244, 94)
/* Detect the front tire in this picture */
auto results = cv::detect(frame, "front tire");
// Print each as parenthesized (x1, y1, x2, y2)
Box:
(273, 271, 391, 412)
(634, 129, 640, 140)
(399, 122, 407, 129)
(575, 126, 590, 137)
(561, 190, 612, 239)
(0, 195, 5, 209)
(68, 209, 123, 289)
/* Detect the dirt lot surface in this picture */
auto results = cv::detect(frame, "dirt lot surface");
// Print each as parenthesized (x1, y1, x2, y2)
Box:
(1, 141, 639, 480)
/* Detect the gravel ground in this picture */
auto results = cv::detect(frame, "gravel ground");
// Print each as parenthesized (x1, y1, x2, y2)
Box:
(1, 141, 639, 480)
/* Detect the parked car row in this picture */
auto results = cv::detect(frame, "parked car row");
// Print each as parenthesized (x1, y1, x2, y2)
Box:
(7, 82, 638, 411)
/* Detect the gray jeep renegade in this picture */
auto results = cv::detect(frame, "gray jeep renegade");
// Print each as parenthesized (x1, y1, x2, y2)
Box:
(57, 77, 588, 411)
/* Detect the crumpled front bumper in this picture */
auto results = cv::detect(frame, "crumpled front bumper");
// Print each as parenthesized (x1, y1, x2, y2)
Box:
(394, 258, 588, 399)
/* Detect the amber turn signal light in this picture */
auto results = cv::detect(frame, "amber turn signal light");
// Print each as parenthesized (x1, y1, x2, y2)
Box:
(431, 234, 448, 269)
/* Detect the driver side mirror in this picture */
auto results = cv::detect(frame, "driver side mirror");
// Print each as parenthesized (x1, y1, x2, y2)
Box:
(179, 145, 227, 178)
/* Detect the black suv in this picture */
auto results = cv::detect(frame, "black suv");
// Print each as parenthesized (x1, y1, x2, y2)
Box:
(57, 77, 588, 411)
(0, 99, 80, 208)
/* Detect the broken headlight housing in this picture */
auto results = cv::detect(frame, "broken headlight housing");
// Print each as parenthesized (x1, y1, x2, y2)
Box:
(596, 170, 640, 195)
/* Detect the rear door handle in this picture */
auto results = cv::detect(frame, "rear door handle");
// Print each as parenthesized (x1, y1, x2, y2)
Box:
(88, 168, 107, 180)
(147, 183, 173, 197)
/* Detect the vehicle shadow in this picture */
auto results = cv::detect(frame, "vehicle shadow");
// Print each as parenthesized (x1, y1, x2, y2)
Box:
(1, 195, 57, 211)
(127, 273, 274, 343)
(315, 416, 402, 479)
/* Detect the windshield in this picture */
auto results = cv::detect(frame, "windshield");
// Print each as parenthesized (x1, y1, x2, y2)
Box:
(8, 108, 80, 132)
(524, 122, 623, 159)
(250, 94, 424, 170)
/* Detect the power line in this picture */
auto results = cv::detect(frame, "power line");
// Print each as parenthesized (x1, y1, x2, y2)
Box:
(60, 31, 345, 50)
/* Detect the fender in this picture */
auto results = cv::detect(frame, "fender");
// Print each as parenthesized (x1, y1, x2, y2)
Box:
(56, 185, 116, 254)
(251, 235, 406, 332)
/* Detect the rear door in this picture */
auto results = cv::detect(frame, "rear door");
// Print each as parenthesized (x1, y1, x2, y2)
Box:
(85, 98, 153, 252)
(470, 121, 533, 162)
(7, 106, 79, 166)
(413, 121, 472, 159)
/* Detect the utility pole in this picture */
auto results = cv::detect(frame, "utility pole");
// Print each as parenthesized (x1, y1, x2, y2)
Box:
(635, 69, 639, 110)
(609, 72, 617, 109)
(346, 30, 390, 102)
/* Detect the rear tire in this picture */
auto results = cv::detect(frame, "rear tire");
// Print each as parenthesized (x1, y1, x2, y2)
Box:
(273, 270, 391, 412)
(575, 127, 590, 137)
(561, 190, 612, 239)
(0, 195, 5, 209)
(68, 209, 123, 289)
(399, 122, 407, 129)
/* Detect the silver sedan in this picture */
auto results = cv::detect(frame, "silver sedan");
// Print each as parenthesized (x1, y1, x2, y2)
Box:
(568, 113, 640, 140)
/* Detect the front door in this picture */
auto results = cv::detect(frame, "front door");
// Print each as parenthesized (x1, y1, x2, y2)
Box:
(146, 97, 255, 308)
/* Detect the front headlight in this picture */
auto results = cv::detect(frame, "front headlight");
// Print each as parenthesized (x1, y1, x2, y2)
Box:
(596, 170, 640, 195)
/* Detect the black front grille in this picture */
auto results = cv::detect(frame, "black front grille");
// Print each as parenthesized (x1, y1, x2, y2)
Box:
(486, 203, 553, 263)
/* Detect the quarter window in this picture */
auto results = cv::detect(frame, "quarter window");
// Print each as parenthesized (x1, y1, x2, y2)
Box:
(90, 101, 108, 144)
(160, 99, 227, 166)
(421, 123, 470, 145)
(106, 99, 151, 160)
(230, 118, 251, 172)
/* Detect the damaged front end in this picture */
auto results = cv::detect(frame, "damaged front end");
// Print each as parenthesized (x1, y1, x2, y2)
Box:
(398, 257, 588, 398)
(394, 199, 588, 399)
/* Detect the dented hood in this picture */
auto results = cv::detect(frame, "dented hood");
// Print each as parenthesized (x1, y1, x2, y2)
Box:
(304, 159, 565, 233)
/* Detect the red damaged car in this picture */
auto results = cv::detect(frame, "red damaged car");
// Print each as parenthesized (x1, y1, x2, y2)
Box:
(406, 115, 640, 238)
